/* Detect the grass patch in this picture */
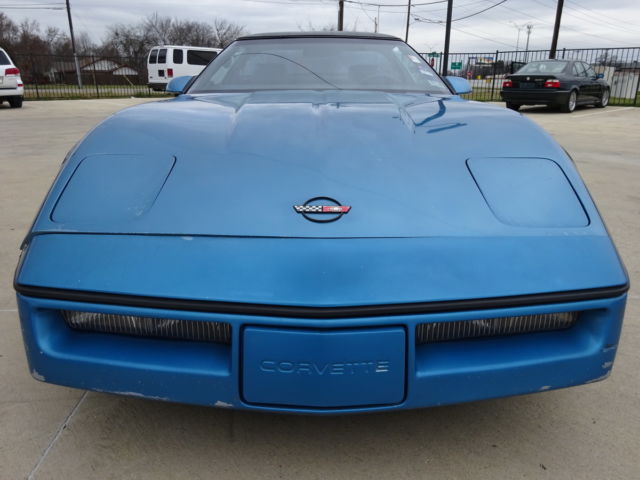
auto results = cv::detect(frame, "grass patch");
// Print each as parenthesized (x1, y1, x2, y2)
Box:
(23, 84, 169, 100)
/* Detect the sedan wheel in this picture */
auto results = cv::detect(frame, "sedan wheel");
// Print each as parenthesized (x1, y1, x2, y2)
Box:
(596, 88, 609, 108)
(561, 90, 577, 113)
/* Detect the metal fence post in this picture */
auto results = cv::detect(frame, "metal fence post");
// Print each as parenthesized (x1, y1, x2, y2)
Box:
(91, 55, 100, 98)
(490, 50, 499, 101)
(30, 55, 40, 99)
(634, 67, 640, 106)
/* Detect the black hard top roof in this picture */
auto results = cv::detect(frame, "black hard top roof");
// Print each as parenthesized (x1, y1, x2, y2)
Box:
(236, 31, 402, 41)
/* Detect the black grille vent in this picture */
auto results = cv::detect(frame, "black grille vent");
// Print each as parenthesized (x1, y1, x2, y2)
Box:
(416, 311, 578, 344)
(62, 311, 231, 344)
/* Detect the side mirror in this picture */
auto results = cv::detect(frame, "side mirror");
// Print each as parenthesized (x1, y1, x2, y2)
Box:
(445, 76, 472, 95)
(166, 76, 194, 94)
(596, 73, 604, 79)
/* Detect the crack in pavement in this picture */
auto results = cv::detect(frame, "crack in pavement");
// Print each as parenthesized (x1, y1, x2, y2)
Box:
(27, 391, 88, 480)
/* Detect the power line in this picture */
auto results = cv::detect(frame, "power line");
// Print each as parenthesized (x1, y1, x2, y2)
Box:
(413, 0, 493, 13)
(450, 0, 508, 22)
(0, 5, 65, 9)
(566, 0, 639, 29)
(336, 0, 491, 16)
(449, 24, 517, 48)
(0, 2, 64, 5)
(413, 14, 518, 48)
(531, 0, 639, 36)
(345, 0, 447, 7)
(412, 0, 509, 24)
(239, 0, 337, 5)
(498, 1, 634, 47)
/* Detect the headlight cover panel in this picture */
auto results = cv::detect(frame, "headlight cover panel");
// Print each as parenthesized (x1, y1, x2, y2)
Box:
(467, 157, 589, 228)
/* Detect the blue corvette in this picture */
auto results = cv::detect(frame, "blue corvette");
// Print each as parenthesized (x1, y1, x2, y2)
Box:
(15, 33, 628, 413)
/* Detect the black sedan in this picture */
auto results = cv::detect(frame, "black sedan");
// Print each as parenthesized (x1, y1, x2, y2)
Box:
(500, 59, 610, 113)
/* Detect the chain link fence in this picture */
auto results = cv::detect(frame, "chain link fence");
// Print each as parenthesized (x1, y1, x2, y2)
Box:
(421, 47, 640, 106)
(10, 47, 640, 105)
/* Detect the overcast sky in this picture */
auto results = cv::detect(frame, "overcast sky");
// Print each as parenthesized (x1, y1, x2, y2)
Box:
(3, 0, 639, 52)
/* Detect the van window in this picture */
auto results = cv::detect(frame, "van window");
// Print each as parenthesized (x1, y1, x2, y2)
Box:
(158, 49, 167, 64)
(187, 50, 217, 66)
(149, 49, 158, 64)
(173, 49, 183, 64)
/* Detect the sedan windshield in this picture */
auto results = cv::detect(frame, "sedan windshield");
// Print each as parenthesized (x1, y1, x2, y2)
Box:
(188, 37, 451, 94)
(517, 60, 568, 74)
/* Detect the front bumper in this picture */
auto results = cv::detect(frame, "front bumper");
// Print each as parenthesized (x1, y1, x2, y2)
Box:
(500, 89, 570, 106)
(17, 291, 626, 413)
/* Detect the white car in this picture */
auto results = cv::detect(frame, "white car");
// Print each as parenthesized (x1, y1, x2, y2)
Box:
(0, 47, 24, 108)
(147, 45, 222, 91)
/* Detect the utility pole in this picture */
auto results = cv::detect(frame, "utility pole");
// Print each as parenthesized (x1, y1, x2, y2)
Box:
(511, 22, 523, 52)
(442, 0, 453, 76)
(549, 0, 564, 59)
(375, 5, 380, 33)
(65, 0, 82, 88)
(524, 24, 533, 62)
(338, 0, 344, 31)
(405, 1, 412, 42)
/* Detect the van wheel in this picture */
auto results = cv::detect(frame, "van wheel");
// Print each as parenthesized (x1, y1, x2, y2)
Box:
(560, 90, 577, 113)
(506, 102, 521, 111)
(8, 96, 23, 108)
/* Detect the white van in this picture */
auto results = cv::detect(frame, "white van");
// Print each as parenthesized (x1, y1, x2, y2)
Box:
(147, 45, 222, 91)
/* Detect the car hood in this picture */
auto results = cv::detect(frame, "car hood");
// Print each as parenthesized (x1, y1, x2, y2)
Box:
(34, 91, 599, 239)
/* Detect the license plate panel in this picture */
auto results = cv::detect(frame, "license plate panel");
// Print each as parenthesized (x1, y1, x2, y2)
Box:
(519, 82, 535, 89)
(242, 326, 406, 408)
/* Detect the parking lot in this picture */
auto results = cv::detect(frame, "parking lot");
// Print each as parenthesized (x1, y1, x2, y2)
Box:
(1, 99, 639, 480)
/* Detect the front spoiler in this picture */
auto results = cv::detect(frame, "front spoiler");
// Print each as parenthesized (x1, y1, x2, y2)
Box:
(16, 292, 627, 413)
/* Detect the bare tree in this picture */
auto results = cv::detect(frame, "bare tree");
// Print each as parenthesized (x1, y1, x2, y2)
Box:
(0, 13, 20, 51)
(212, 19, 246, 47)
(296, 21, 361, 32)
(103, 14, 245, 56)
(143, 13, 173, 46)
(297, 21, 337, 32)
(169, 20, 216, 47)
(104, 23, 148, 58)
(1, 10, 245, 67)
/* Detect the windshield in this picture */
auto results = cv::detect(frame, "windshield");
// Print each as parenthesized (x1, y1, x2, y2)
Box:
(189, 37, 450, 94)
(517, 61, 568, 74)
